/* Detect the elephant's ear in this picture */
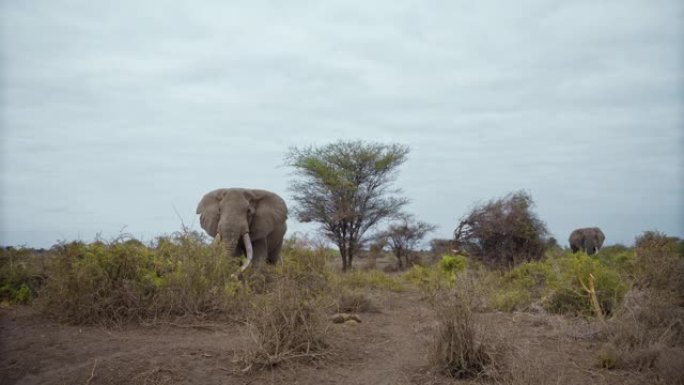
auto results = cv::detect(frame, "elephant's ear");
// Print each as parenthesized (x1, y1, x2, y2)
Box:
(196, 189, 225, 237)
(247, 189, 288, 239)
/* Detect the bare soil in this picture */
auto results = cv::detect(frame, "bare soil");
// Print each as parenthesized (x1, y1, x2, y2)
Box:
(1, 291, 657, 385)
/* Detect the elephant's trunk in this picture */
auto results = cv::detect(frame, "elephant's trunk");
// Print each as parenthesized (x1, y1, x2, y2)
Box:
(240, 233, 253, 272)
(216, 231, 253, 273)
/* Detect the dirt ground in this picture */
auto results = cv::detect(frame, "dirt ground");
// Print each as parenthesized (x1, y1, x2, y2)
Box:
(0, 291, 657, 385)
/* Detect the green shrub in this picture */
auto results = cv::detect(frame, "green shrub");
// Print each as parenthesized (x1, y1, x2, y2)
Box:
(403, 265, 449, 293)
(438, 254, 467, 276)
(278, 243, 334, 296)
(0, 247, 45, 304)
(151, 232, 244, 318)
(402, 254, 468, 294)
(489, 286, 532, 312)
(594, 246, 636, 274)
(337, 270, 406, 292)
(487, 253, 628, 316)
(37, 232, 247, 325)
(488, 260, 555, 312)
(37, 239, 159, 325)
(543, 253, 627, 316)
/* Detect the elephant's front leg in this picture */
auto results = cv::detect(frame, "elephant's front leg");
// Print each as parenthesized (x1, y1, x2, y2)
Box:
(251, 238, 268, 265)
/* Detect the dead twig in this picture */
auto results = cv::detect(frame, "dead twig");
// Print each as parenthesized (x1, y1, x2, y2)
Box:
(85, 359, 97, 385)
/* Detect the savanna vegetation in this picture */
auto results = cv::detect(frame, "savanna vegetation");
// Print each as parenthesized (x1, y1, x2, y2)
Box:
(2, 141, 682, 384)
(2, 226, 682, 384)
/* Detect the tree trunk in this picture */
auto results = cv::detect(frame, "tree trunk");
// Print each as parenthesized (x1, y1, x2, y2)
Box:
(339, 243, 349, 271)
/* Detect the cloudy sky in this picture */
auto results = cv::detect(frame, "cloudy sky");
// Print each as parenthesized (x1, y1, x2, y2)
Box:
(1, 0, 682, 248)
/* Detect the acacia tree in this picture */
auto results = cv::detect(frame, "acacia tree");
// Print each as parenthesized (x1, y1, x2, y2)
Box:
(378, 216, 437, 269)
(286, 141, 409, 271)
(453, 191, 548, 268)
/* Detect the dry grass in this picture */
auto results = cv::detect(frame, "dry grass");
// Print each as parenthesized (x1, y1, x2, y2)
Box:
(598, 288, 684, 382)
(490, 347, 566, 385)
(429, 287, 493, 379)
(334, 288, 380, 314)
(243, 276, 329, 369)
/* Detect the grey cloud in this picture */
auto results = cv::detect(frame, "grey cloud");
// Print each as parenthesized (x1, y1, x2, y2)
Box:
(1, 0, 682, 247)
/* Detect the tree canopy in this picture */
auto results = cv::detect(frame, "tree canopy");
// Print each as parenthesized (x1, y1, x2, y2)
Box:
(286, 140, 409, 270)
(378, 215, 437, 270)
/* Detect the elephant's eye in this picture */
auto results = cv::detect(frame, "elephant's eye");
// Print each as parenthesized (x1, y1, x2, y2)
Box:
(247, 206, 255, 216)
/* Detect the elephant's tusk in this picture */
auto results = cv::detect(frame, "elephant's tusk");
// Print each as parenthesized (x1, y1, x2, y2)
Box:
(240, 233, 253, 272)
(215, 233, 222, 243)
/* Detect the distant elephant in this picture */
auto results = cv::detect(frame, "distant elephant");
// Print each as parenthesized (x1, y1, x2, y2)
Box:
(196, 188, 288, 272)
(569, 227, 605, 255)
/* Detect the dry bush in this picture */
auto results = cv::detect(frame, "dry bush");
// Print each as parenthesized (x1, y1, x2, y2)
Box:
(429, 279, 496, 379)
(244, 276, 328, 368)
(634, 230, 684, 294)
(596, 231, 684, 382)
(654, 348, 684, 385)
(430, 293, 490, 378)
(599, 288, 684, 381)
(453, 191, 549, 269)
(490, 346, 567, 385)
(333, 288, 379, 313)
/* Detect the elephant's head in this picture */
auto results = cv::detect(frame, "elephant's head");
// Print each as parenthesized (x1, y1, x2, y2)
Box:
(196, 188, 288, 272)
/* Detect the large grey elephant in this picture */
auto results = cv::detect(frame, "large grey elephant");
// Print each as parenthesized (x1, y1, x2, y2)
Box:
(196, 188, 288, 272)
(569, 227, 605, 255)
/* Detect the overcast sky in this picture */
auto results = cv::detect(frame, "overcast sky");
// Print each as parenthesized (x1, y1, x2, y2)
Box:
(1, 0, 682, 249)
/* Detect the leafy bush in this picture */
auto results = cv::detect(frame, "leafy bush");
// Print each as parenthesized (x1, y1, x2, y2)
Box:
(336, 270, 406, 292)
(489, 287, 532, 312)
(543, 253, 627, 317)
(37, 239, 159, 325)
(453, 191, 549, 269)
(37, 232, 246, 325)
(151, 232, 244, 318)
(438, 254, 467, 276)
(278, 241, 335, 296)
(489, 260, 555, 312)
(594, 247, 636, 273)
(403, 265, 450, 294)
(0, 247, 45, 304)
(486, 253, 628, 317)
(403, 255, 468, 295)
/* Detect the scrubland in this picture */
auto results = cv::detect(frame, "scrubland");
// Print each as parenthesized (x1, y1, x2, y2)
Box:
(1, 231, 683, 385)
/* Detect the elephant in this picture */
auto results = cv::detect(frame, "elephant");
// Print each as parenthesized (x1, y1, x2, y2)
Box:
(196, 188, 288, 272)
(569, 227, 605, 255)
